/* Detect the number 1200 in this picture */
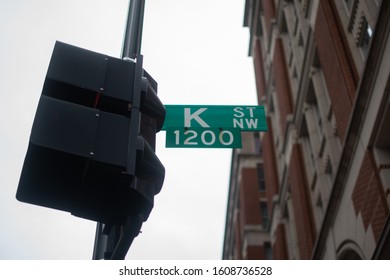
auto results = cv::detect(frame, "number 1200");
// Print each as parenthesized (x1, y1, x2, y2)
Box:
(173, 129, 235, 146)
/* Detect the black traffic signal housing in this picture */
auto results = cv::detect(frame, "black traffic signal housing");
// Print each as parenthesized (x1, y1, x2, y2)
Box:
(16, 41, 165, 225)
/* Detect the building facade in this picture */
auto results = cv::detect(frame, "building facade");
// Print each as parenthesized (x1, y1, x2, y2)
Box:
(223, 132, 271, 259)
(223, 0, 390, 259)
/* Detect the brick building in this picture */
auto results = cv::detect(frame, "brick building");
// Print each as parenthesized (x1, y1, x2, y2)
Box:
(223, 0, 390, 259)
(223, 132, 272, 259)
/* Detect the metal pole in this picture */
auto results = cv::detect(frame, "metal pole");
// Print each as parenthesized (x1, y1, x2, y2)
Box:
(92, 223, 107, 260)
(121, 0, 145, 59)
(110, 211, 143, 259)
(92, 0, 146, 260)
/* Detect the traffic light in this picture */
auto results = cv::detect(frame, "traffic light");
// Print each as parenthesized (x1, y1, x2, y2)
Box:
(16, 41, 165, 225)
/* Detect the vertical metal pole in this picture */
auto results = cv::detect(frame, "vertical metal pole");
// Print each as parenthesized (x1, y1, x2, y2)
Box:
(92, 223, 107, 260)
(121, 0, 145, 59)
(92, 0, 146, 260)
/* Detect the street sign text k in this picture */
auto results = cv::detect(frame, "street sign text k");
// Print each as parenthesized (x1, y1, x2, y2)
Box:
(184, 108, 209, 128)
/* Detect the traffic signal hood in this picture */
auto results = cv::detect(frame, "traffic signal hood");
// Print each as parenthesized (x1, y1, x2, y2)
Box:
(16, 41, 165, 225)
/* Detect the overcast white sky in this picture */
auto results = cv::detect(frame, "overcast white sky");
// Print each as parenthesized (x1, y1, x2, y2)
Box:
(0, 0, 256, 259)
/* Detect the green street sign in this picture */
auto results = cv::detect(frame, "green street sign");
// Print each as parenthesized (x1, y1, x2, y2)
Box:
(162, 105, 267, 131)
(165, 128, 242, 148)
(162, 105, 267, 148)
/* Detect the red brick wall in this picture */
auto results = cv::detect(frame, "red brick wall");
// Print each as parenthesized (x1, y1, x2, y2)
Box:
(253, 39, 266, 103)
(238, 168, 263, 259)
(273, 223, 289, 259)
(288, 144, 316, 259)
(352, 150, 389, 242)
(314, 0, 358, 142)
(263, 0, 275, 37)
(273, 38, 293, 133)
(240, 168, 261, 225)
(247, 245, 264, 260)
(262, 117, 279, 216)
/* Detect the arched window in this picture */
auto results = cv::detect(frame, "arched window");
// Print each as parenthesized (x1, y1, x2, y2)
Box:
(337, 241, 364, 260)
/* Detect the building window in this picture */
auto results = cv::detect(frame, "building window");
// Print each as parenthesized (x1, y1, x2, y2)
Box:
(264, 242, 273, 260)
(307, 79, 324, 139)
(260, 201, 269, 229)
(316, 194, 324, 216)
(325, 154, 334, 186)
(358, 18, 373, 57)
(257, 164, 265, 192)
(254, 132, 262, 155)
(301, 117, 316, 178)
(313, 100, 323, 138)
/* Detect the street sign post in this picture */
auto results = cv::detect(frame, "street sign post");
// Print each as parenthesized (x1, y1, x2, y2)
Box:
(162, 105, 267, 148)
